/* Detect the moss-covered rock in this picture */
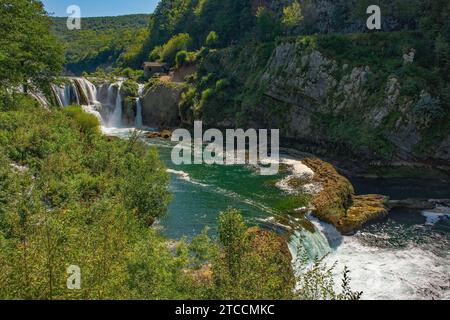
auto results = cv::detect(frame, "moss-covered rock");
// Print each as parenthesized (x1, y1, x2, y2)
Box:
(302, 158, 389, 234)
(302, 158, 354, 226)
(147, 130, 172, 140)
(120, 79, 139, 98)
(338, 194, 389, 234)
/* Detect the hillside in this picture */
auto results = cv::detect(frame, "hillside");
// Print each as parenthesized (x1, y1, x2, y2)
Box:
(51, 14, 151, 74)
(131, 0, 449, 168)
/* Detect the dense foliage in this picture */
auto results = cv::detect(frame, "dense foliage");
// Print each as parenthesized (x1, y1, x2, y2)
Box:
(0, 0, 63, 94)
(168, 0, 449, 162)
(50, 15, 151, 74)
(135, 0, 449, 63)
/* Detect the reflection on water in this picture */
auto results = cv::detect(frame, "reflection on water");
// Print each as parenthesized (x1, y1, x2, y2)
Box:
(349, 168, 450, 200)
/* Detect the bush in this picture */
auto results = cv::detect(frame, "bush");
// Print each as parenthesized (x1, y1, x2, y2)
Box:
(63, 105, 100, 135)
(159, 33, 192, 66)
(413, 93, 444, 128)
(175, 50, 188, 68)
(205, 31, 219, 48)
(120, 79, 139, 97)
(215, 78, 230, 92)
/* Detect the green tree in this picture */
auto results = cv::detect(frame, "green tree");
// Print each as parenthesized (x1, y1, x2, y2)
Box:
(0, 0, 63, 94)
(212, 209, 296, 300)
(175, 50, 188, 68)
(255, 6, 281, 42)
(282, 1, 303, 28)
(217, 209, 247, 280)
(159, 33, 192, 65)
(205, 31, 219, 48)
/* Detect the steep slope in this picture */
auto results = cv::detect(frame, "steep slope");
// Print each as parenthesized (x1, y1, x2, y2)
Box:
(185, 32, 449, 169)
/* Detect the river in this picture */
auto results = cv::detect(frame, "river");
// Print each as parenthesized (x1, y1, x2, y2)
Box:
(53, 77, 450, 300)
(104, 127, 450, 300)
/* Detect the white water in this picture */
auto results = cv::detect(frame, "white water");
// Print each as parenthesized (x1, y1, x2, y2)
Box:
(422, 206, 450, 225)
(28, 91, 49, 108)
(51, 77, 100, 107)
(47, 77, 148, 130)
(52, 85, 66, 107)
(107, 82, 123, 128)
(135, 84, 145, 128)
(289, 214, 450, 300)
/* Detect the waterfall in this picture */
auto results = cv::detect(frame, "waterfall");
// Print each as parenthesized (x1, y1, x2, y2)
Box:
(81, 105, 103, 123)
(28, 91, 49, 108)
(64, 84, 71, 106)
(50, 78, 101, 108)
(288, 212, 450, 300)
(107, 82, 123, 128)
(107, 84, 115, 106)
(288, 216, 334, 270)
(47, 77, 148, 129)
(135, 84, 144, 128)
(51, 85, 66, 107)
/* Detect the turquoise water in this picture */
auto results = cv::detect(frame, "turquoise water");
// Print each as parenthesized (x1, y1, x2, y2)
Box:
(104, 129, 293, 238)
(105, 128, 450, 300)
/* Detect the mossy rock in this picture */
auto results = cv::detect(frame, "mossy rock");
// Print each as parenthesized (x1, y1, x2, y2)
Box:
(303, 157, 389, 234)
(338, 195, 389, 234)
(120, 79, 139, 97)
(303, 158, 354, 226)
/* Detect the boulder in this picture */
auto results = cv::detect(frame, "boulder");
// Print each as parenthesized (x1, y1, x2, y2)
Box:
(147, 129, 172, 140)
(338, 194, 389, 234)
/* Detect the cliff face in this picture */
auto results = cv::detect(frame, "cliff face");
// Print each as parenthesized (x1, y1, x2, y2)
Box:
(141, 81, 185, 129)
(196, 33, 450, 169)
(259, 42, 449, 165)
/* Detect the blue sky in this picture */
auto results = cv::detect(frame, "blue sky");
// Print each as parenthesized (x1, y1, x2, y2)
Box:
(42, 0, 159, 17)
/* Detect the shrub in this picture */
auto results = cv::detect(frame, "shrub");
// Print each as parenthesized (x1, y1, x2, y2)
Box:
(205, 31, 219, 48)
(413, 93, 444, 128)
(159, 33, 192, 66)
(63, 105, 99, 135)
(215, 78, 230, 92)
(120, 79, 139, 97)
(175, 50, 188, 68)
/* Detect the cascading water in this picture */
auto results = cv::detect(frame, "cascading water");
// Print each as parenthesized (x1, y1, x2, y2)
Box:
(28, 91, 49, 108)
(51, 77, 99, 107)
(51, 85, 66, 107)
(49, 77, 140, 129)
(289, 212, 450, 300)
(107, 82, 123, 128)
(64, 84, 71, 106)
(50, 78, 105, 124)
(135, 84, 145, 128)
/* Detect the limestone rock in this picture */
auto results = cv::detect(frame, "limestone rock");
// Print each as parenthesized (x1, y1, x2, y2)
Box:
(302, 158, 389, 234)
(141, 82, 185, 129)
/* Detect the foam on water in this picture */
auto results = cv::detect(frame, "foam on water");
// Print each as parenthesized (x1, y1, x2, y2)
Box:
(422, 206, 450, 225)
(291, 215, 450, 300)
(322, 236, 450, 300)
(167, 169, 210, 187)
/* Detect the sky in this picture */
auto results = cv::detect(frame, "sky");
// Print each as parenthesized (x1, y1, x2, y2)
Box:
(41, 0, 159, 17)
